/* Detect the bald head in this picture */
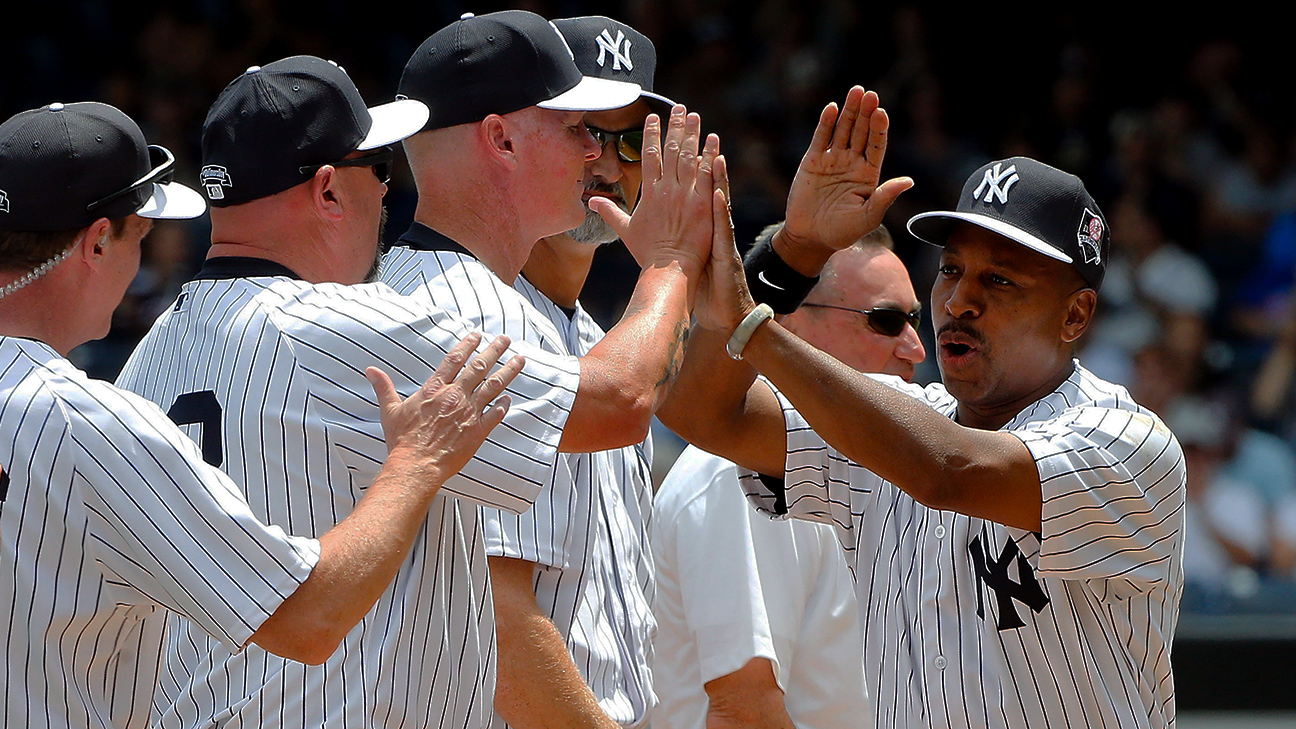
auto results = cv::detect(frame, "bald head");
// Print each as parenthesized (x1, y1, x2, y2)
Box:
(782, 234, 926, 381)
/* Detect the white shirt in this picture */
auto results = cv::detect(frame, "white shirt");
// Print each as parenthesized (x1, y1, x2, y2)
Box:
(739, 364, 1186, 729)
(381, 225, 656, 726)
(652, 445, 870, 729)
(1, 336, 319, 729)
(115, 257, 579, 729)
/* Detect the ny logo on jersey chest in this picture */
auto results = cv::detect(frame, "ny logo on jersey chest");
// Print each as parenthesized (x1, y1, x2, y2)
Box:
(969, 531, 1049, 630)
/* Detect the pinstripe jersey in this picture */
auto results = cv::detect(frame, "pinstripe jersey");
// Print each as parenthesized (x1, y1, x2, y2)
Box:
(738, 363, 1186, 729)
(114, 256, 580, 729)
(381, 223, 657, 727)
(0, 336, 319, 729)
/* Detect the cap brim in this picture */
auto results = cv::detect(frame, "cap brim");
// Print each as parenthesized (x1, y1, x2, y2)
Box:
(137, 181, 207, 220)
(906, 210, 1073, 264)
(359, 98, 431, 150)
(538, 76, 642, 112)
(641, 91, 677, 119)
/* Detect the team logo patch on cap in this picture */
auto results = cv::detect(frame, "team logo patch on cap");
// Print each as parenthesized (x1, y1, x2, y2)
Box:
(595, 28, 633, 71)
(200, 165, 233, 200)
(1077, 208, 1104, 264)
(972, 162, 1019, 206)
(0, 190, 9, 213)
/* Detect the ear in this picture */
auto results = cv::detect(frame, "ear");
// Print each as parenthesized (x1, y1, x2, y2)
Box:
(77, 217, 115, 268)
(481, 115, 518, 170)
(309, 166, 346, 222)
(1060, 288, 1097, 344)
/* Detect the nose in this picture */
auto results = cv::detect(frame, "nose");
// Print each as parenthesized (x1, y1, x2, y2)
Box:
(589, 140, 624, 183)
(580, 122, 602, 161)
(896, 322, 927, 364)
(941, 276, 982, 320)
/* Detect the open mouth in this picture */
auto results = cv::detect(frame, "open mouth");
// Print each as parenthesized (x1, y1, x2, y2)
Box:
(943, 342, 973, 357)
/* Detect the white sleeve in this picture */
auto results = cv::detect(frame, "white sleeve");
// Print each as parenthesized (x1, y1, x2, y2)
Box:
(74, 388, 319, 651)
(480, 453, 580, 568)
(280, 288, 579, 514)
(1014, 406, 1186, 594)
(673, 464, 781, 686)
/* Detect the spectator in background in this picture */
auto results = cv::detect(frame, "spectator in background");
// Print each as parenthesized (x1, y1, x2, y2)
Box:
(1168, 396, 1269, 612)
(652, 224, 923, 729)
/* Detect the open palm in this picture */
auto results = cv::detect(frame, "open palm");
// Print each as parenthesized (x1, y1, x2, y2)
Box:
(784, 86, 913, 252)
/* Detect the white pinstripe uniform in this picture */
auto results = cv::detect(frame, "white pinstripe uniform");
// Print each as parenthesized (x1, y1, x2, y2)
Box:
(381, 224, 657, 727)
(0, 336, 320, 729)
(738, 363, 1186, 729)
(114, 257, 580, 729)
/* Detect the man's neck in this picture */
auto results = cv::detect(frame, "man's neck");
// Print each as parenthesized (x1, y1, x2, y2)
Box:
(0, 281, 79, 356)
(413, 194, 533, 284)
(520, 233, 599, 308)
(954, 360, 1077, 431)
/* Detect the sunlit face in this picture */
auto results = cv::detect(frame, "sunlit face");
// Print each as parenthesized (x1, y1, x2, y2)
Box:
(517, 108, 603, 239)
(931, 224, 1087, 418)
(782, 247, 926, 381)
(569, 100, 651, 245)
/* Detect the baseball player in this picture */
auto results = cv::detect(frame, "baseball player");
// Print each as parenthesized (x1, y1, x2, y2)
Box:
(653, 226, 922, 729)
(382, 14, 716, 727)
(657, 87, 1187, 728)
(0, 101, 521, 729)
(114, 56, 588, 729)
(474, 16, 679, 729)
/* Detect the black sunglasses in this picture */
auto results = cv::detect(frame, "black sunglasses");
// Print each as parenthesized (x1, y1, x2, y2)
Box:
(299, 146, 394, 184)
(587, 126, 644, 163)
(86, 144, 176, 214)
(801, 303, 922, 337)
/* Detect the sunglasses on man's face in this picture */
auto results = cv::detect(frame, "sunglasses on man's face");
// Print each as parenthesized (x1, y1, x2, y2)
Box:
(800, 303, 922, 337)
(587, 126, 644, 163)
(299, 146, 394, 184)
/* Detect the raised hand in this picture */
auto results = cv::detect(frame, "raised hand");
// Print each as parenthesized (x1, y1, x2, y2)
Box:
(696, 154, 757, 334)
(783, 86, 914, 255)
(590, 105, 718, 279)
(366, 331, 523, 488)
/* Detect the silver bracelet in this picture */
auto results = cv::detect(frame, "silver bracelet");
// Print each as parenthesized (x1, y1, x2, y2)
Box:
(725, 303, 774, 360)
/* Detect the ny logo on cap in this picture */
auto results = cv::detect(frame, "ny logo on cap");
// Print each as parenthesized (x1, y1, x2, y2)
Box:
(0, 190, 9, 213)
(200, 165, 233, 200)
(595, 28, 633, 71)
(973, 163, 1019, 205)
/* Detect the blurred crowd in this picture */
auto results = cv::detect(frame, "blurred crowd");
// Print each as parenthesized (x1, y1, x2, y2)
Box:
(6, 1, 1296, 615)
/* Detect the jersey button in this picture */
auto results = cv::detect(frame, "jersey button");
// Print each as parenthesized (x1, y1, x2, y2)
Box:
(934, 655, 947, 670)
(934, 524, 946, 538)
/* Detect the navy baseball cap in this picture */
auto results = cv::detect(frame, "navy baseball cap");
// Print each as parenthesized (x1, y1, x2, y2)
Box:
(0, 102, 205, 231)
(553, 16, 676, 118)
(907, 157, 1110, 290)
(399, 10, 641, 131)
(201, 55, 429, 207)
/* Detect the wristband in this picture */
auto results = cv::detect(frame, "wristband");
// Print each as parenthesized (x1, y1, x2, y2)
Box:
(726, 304, 775, 360)
(743, 230, 819, 314)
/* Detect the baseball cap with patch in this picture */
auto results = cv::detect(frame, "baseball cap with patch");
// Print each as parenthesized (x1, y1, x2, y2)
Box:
(0, 101, 205, 231)
(552, 16, 677, 118)
(907, 156, 1110, 290)
(398, 10, 642, 131)
(201, 55, 429, 207)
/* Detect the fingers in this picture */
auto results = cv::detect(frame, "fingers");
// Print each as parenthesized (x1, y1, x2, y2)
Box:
(473, 354, 524, 407)
(589, 196, 633, 240)
(676, 112, 702, 187)
(448, 334, 512, 395)
(807, 102, 838, 159)
(713, 153, 731, 220)
(830, 88, 863, 152)
(431, 331, 483, 385)
(712, 156, 736, 259)
(365, 366, 399, 412)
(864, 106, 891, 173)
(849, 89, 880, 152)
(697, 132, 720, 192)
(477, 394, 512, 433)
(659, 105, 687, 184)
(640, 113, 663, 183)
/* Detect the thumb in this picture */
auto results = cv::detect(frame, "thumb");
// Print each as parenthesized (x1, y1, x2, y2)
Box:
(365, 366, 400, 413)
(589, 196, 633, 239)
(870, 176, 914, 213)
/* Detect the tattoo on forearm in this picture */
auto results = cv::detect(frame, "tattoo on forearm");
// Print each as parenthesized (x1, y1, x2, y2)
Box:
(656, 319, 690, 391)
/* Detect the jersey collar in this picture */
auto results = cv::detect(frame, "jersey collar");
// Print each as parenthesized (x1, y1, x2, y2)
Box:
(394, 221, 477, 259)
(191, 256, 304, 281)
